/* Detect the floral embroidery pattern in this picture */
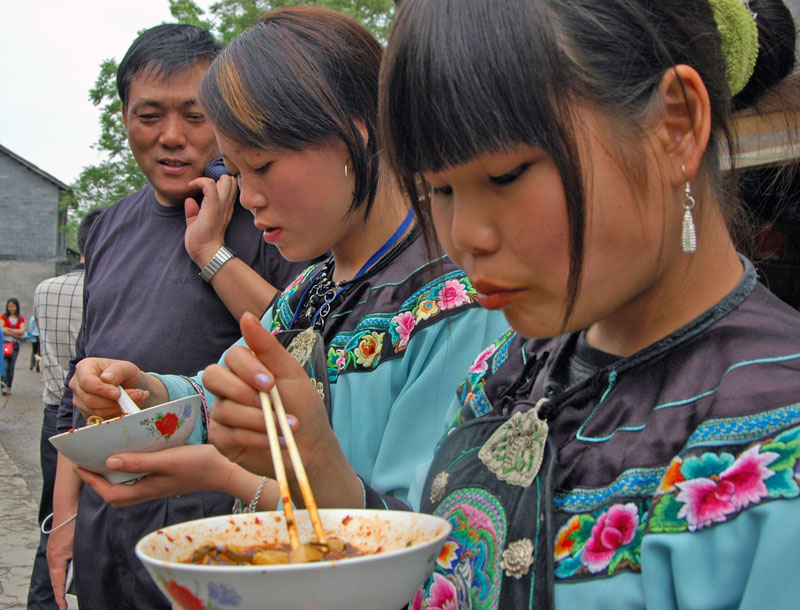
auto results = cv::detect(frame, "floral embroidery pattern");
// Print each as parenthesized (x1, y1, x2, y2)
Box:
(470, 344, 499, 376)
(411, 488, 506, 610)
(354, 331, 383, 367)
(318, 272, 478, 381)
(555, 425, 800, 581)
(554, 503, 646, 579)
(438, 279, 471, 310)
(650, 426, 800, 533)
(674, 446, 778, 530)
(581, 503, 641, 573)
(140, 403, 192, 440)
(457, 330, 516, 423)
(415, 299, 440, 321)
(391, 310, 416, 350)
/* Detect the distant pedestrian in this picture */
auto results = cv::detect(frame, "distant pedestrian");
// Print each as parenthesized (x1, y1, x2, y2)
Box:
(27, 209, 102, 610)
(28, 314, 41, 371)
(1, 297, 27, 394)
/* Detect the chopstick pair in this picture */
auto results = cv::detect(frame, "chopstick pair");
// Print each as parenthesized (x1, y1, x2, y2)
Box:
(258, 387, 327, 549)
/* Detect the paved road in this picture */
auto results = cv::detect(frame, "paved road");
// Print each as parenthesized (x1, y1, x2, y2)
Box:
(0, 342, 50, 609)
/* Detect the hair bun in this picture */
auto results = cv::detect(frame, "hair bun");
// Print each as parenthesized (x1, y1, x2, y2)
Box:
(732, 0, 797, 110)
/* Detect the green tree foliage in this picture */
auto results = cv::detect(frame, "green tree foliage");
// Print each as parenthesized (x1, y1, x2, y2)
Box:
(62, 0, 394, 248)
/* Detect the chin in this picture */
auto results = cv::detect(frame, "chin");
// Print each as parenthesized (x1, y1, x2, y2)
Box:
(503, 309, 563, 340)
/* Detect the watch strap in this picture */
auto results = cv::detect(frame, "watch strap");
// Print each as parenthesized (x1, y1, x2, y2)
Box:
(199, 245, 235, 282)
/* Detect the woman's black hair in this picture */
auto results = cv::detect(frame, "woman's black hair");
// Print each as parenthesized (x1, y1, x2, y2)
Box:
(199, 6, 383, 219)
(380, 0, 796, 323)
(732, 0, 796, 111)
(4, 298, 20, 318)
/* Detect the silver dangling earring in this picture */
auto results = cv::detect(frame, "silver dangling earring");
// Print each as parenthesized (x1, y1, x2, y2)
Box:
(344, 160, 355, 195)
(681, 164, 697, 254)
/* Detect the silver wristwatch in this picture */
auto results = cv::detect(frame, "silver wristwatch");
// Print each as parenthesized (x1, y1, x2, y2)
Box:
(199, 245, 235, 282)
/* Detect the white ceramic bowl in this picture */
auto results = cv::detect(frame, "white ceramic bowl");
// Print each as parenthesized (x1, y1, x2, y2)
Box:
(49, 395, 201, 484)
(136, 508, 451, 610)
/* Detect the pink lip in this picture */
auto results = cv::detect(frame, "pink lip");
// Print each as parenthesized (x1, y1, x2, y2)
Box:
(472, 280, 524, 310)
(262, 227, 283, 243)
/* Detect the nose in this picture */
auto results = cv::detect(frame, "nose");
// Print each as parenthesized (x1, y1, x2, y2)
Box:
(158, 115, 187, 149)
(447, 194, 501, 258)
(237, 174, 268, 211)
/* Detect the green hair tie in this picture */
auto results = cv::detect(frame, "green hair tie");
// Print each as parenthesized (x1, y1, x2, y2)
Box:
(707, 0, 759, 96)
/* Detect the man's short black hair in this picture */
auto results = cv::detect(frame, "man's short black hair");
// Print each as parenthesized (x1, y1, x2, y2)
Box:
(116, 24, 223, 107)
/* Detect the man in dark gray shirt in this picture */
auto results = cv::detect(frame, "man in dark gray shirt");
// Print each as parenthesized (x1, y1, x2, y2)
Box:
(47, 24, 310, 610)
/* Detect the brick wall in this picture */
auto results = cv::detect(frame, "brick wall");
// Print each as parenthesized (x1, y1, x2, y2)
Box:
(0, 152, 61, 261)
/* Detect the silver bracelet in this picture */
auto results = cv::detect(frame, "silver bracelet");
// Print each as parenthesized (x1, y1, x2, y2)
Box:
(244, 476, 268, 513)
(41, 511, 78, 535)
(199, 245, 235, 282)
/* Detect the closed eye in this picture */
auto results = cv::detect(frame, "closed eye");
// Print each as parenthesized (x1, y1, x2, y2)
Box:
(490, 163, 529, 185)
(255, 163, 271, 175)
(432, 185, 453, 196)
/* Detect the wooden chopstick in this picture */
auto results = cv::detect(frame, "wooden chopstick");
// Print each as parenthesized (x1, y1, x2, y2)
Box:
(267, 386, 327, 546)
(258, 391, 301, 551)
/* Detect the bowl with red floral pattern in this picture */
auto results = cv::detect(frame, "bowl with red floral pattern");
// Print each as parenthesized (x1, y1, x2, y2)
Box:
(49, 394, 202, 484)
(136, 508, 452, 610)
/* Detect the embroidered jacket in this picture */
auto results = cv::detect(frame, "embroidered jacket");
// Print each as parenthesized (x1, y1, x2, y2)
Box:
(412, 259, 800, 609)
(158, 229, 509, 507)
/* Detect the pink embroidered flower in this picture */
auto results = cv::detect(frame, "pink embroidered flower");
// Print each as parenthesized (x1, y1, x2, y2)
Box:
(581, 503, 639, 573)
(416, 299, 440, 321)
(410, 589, 424, 610)
(438, 280, 471, 310)
(425, 573, 458, 610)
(675, 445, 778, 531)
(468, 344, 498, 375)
(335, 349, 347, 371)
(392, 310, 417, 349)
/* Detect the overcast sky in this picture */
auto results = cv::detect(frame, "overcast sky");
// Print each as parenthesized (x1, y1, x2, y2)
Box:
(1, 0, 211, 185)
(4, 1, 800, 187)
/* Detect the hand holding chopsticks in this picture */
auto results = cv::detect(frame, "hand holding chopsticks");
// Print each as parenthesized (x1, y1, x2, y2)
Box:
(258, 386, 327, 557)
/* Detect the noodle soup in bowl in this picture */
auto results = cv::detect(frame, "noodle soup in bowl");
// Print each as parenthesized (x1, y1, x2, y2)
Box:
(135, 509, 451, 610)
(49, 394, 202, 484)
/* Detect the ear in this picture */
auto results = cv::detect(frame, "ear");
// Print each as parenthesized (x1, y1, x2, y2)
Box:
(652, 64, 711, 184)
(121, 103, 130, 131)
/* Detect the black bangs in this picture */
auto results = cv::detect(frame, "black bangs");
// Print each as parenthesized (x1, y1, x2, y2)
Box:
(381, 0, 588, 327)
(381, 0, 567, 177)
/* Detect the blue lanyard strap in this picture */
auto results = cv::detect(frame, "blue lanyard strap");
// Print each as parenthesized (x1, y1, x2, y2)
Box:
(290, 208, 415, 330)
(352, 208, 415, 280)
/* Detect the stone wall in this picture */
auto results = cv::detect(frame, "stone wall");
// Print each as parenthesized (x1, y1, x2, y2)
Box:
(0, 261, 60, 320)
